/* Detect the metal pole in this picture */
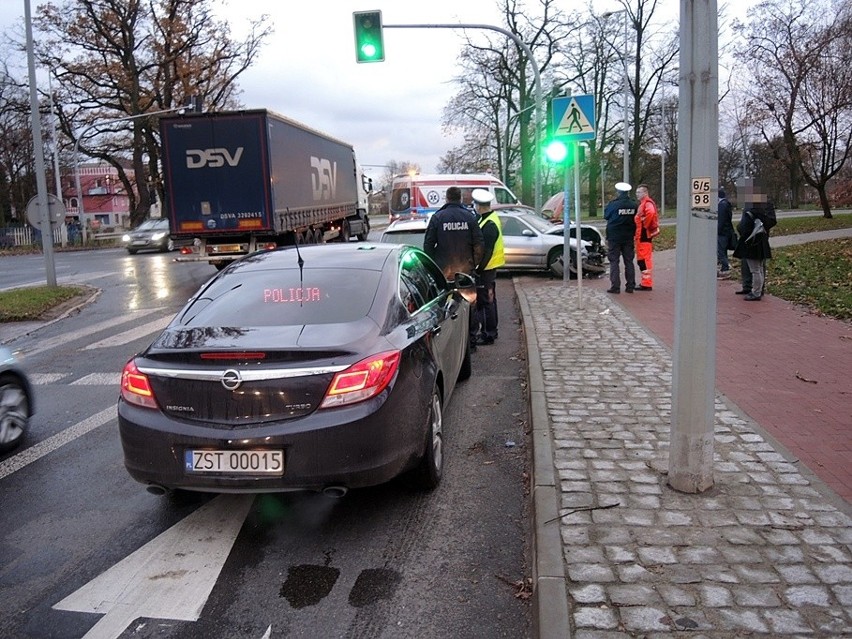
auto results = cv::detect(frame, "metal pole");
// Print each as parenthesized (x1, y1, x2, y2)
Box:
(603, 10, 630, 186)
(561, 151, 570, 284)
(622, 12, 630, 185)
(573, 143, 582, 308)
(669, 0, 719, 493)
(73, 106, 184, 244)
(48, 75, 66, 247)
(25, 0, 56, 286)
(384, 23, 543, 213)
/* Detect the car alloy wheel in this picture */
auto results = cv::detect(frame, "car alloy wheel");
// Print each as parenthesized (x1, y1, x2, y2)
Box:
(413, 385, 443, 490)
(0, 379, 28, 451)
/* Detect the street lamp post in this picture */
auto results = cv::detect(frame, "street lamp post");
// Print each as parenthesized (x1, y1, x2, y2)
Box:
(73, 106, 184, 243)
(603, 9, 630, 185)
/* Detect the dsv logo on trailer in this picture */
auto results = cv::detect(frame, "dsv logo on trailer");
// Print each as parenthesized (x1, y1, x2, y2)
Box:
(185, 147, 244, 169)
(311, 157, 337, 201)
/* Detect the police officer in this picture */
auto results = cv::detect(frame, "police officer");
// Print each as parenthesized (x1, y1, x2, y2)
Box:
(472, 188, 504, 345)
(423, 186, 484, 281)
(604, 182, 637, 294)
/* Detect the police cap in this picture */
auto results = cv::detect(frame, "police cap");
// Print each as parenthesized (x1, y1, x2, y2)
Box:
(471, 188, 494, 205)
(615, 181, 632, 193)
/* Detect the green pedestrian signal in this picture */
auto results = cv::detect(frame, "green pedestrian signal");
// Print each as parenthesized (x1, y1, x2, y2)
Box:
(353, 10, 385, 63)
(544, 139, 568, 163)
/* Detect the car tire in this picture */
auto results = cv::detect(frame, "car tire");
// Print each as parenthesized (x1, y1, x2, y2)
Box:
(162, 239, 174, 252)
(0, 376, 29, 452)
(128, 248, 138, 255)
(547, 248, 563, 277)
(457, 336, 472, 382)
(412, 385, 443, 490)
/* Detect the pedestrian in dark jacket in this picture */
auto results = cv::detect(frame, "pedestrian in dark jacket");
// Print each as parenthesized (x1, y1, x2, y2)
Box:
(732, 190, 774, 301)
(717, 188, 735, 277)
(424, 186, 484, 281)
(604, 182, 637, 294)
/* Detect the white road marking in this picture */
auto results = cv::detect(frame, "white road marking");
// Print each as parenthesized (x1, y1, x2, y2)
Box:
(82, 316, 172, 350)
(28, 373, 67, 385)
(0, 406, 115, 480)
(53, 494, 256, 639)
(70, 373, 122, 386)
(22, 308, 165, 357)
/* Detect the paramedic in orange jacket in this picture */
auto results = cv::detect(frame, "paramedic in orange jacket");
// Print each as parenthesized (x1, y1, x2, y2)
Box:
(634, 184, 659, 291)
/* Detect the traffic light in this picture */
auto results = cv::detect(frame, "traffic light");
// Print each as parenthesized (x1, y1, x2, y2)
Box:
(544, 139, 568, 163)
(353, 10, 385, 63)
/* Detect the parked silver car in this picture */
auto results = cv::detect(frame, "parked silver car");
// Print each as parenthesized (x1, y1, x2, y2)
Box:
(0, 347, 33, 453)
(381, 208, 606, 278)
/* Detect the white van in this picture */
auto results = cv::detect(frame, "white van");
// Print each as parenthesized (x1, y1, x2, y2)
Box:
(389, 173, 520, 221)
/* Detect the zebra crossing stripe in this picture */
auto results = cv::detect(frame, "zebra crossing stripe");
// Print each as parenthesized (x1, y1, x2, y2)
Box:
(0, 406, 115, 480)
(82, 316, 172, 350)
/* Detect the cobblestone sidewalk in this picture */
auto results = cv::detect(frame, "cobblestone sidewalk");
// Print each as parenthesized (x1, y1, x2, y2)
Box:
(520, 282, 852, 638)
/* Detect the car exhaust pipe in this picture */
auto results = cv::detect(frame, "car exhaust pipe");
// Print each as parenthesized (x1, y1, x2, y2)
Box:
(146, 484, 169, 496)
(322, 485, 348, 498)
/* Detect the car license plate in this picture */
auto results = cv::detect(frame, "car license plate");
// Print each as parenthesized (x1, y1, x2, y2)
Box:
(185, 449, 284, 475)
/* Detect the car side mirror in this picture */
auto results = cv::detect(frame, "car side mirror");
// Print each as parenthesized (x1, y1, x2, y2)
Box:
(522, 229, 535, 237)
(453, 272, 478, 304)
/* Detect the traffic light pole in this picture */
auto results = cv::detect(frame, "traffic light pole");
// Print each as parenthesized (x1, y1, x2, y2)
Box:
(383, 23, 543, 214)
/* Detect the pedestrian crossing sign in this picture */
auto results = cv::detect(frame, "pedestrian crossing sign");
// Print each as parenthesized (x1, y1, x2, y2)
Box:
(552, 94, 596, 141)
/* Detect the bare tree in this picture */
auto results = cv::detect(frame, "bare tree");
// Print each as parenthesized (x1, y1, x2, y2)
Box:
(446, 0, 574, 205)
(31, 0, 271, 226)
(734, 0, 852, 217)
(0, 63, 36, 226)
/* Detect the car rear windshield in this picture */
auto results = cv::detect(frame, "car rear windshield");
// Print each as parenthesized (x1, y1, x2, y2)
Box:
(176, 267, 382, 327)
(381, 230, 426, 246)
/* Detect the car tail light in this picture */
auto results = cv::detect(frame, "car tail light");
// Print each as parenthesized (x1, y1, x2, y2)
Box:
(120, 360, 158, 409)
(320, 350, 401, 409)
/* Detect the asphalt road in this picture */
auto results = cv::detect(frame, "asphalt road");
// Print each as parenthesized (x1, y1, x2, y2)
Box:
(0, 248, 531, 638)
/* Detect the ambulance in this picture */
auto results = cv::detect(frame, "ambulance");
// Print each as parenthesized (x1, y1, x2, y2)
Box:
(389, 173, 520, 221)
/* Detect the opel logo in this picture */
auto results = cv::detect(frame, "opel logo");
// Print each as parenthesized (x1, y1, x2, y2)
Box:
(221, 369, 242, 391)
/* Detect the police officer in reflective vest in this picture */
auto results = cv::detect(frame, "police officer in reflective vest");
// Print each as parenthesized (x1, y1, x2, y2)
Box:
(604, 182, 637, 294)
(423, 186, 484, 281)
(471, 188, 504, 346)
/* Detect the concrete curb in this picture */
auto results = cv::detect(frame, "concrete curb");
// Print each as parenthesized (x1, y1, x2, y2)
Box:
(515, 281, 571, 639)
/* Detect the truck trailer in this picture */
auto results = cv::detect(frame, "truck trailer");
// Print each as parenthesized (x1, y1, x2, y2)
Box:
(159, 109, 371, 268)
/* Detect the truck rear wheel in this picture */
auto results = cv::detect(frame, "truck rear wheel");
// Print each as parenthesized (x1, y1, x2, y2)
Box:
(356, 220, 369, 241)
(340, 221, 351, 243)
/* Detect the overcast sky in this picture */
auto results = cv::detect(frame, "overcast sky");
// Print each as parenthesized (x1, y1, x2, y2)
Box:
(3, 1, 749, 185)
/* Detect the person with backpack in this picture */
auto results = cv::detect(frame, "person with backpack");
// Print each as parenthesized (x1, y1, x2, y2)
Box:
(732, 179, 776, 301)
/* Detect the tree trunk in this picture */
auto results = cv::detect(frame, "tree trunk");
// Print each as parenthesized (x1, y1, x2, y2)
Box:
(816, 186, 834, 219)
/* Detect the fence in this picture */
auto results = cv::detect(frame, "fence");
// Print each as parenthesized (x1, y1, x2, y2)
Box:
(0, 224, 95, 248)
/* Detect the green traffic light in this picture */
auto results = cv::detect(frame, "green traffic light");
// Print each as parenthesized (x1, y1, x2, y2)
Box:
(354, 10, 385, 63)
(545, 139, 568, 163)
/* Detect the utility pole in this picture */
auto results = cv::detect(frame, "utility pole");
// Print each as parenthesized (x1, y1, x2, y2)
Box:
(669, 0, 719, 492)
(25, 0, 56, 286)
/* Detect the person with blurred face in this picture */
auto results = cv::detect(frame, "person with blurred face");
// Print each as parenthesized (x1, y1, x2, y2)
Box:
(732, 178, 774, 301)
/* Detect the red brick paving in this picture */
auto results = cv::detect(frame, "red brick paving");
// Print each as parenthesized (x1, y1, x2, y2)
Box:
(590, 248, 852, 504)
